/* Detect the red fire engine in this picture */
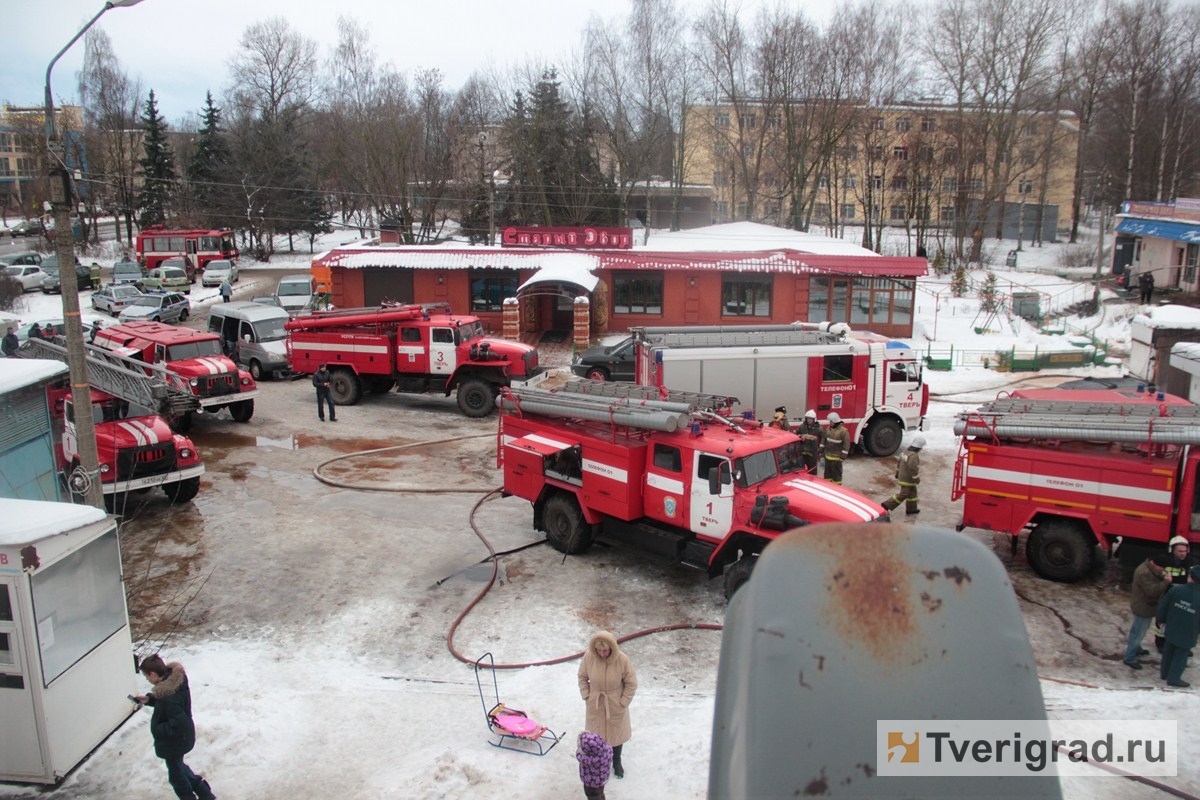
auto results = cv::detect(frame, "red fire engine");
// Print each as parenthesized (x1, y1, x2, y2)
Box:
(285, 302, 539, 417)
(50, 385, 203, 509)
(92, 321, 258, 429)
(135, 226, 239, 273)
(953, 387, 1200, 582)
(633, 323, 928, 456)
(499, 372, 888, 597)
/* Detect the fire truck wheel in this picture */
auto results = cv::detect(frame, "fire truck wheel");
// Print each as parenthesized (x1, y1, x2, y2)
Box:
(585, 367, 609, 382)
(230, 399, 255, 422)
(164, 477, 200, 504)
(1026, 522, 1094, 582)
(457, 379, 496, 418)
(723, 557, 757, 600)
(863, 417, 903, 456)
(542, 494, 595, 554)
(169, 411, 193, 434)
(330, 369, 362, 405)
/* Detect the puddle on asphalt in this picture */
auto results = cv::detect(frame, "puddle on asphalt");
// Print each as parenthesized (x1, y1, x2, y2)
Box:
(197, 430, 407, 457)
(463, 561, 505, 582)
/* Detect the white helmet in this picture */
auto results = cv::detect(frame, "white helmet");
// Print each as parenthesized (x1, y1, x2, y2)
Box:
(910, 435, 927, 450)
(827, 412, 842, 425)
(1169, 536, 1189, 549)
(804, 409, 817, 419)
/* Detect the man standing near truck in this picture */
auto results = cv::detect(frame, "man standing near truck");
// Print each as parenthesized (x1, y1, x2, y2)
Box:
(313, 364, 337, 422)
(1154, 536, 1197, 651)
(1125, 557, 1172, 670)
(796, 410, 824, 475)
(881, 436, 924, 517)
(823, 413, 850, 484)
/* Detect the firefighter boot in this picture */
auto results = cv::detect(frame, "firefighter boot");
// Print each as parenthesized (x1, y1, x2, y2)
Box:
(905, 503, 920, 516)
(881, 496, 899, 512)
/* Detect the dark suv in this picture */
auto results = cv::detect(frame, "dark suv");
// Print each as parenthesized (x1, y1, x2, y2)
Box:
(40, 255, 91, 294)
(570, 336, 637, 381)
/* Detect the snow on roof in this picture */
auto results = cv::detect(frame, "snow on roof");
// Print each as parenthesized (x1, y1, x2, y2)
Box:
(315, 247, 590, 271)
(517, 254, 600, 292)
(0, 357, 68, 393)
(1131, 304, 1200, 330)
(641, 221, 880, 256)
(0, 498, 107, 547)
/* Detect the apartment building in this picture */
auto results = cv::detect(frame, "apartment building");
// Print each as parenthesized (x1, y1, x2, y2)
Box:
(0, 105, 84, 218)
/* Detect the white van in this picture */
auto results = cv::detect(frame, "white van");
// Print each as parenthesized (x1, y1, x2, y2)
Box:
(275, 274, 314, 312)
(207, 301, 290, 380)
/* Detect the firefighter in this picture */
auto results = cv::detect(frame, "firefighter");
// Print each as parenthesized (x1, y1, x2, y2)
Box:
(768, 406, 790, 431)
(881, 435, 924, 517)
(796, 409, 824, 475)
(823, 412, 851, 484)
(1155, 565, 1200, 687)
(1153, 536, 1197, 651)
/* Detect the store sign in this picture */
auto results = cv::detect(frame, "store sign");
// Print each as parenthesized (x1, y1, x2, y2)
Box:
(501, 226, 633, 249)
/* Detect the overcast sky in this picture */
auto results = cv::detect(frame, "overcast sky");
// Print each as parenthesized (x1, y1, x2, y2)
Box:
(3, 0, 840, 126)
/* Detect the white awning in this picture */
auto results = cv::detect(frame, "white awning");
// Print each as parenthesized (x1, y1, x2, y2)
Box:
(517, 253, 600, 293)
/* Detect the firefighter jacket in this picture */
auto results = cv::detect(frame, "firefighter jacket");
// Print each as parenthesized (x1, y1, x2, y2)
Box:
(1156, 583, 1200, 649)
(1131, 559, 1171, 618)
(824, 424, 851, 461)
(796, 420, 825, 457)
(895, 448, 920, 486)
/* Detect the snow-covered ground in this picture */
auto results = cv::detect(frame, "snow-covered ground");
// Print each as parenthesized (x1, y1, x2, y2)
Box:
(2, 226, 1195, 800)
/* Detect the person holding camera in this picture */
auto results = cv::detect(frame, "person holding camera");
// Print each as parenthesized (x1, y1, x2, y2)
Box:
(133, 654, 216, 800)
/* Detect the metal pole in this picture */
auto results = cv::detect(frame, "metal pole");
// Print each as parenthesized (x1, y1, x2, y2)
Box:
(44, 1, 140, 508)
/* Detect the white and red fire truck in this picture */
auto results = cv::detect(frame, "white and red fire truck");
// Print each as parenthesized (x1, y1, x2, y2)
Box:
(285, 302, 539, 417)
(499, 372, 888, 597)
(952, 386, 1200, 582)
(92, 320, 258, 429)
(632, 322, 927, 456)
(50, 384, 204, 509)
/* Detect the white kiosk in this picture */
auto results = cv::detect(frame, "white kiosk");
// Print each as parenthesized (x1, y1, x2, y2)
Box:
(0, 498, 137, 784)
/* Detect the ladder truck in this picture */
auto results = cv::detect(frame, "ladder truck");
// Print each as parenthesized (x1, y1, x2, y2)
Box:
(632, 322, 927, 456)
(499, 372, 888, 598)
(15, 338, 204, 509)
(952, 386, 1200, 582)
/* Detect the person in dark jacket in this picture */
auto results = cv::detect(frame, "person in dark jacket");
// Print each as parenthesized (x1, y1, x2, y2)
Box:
(312, 363, 336, 422)
(576, 730, 613, 799)
(881, 435, 924, 516)
(1125, 557, 1172, 669)
(822, 413, 851, 484)
(796, 409, 825, 474)
(1154, 536, 1197, 650)
(2, 326, 18, 357)
(134, 654, 215, 800)
(1139, 271, 1155, 304)
(1156, 566, 1200, 688)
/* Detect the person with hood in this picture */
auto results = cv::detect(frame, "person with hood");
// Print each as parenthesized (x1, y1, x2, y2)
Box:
(312, 363, 337, 422)
(822, 413, 851, 484)
(881, 435, 925, 516)
(1156, 565, 1200, 687)
(218, 278, 232, 303)
(796, 409, 825, 475)
(578, 631, 637, 779)
(576, 731, 614, 799)
(133, 654, 216, 800)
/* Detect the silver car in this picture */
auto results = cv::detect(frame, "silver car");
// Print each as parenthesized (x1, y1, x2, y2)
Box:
(92, 283, 144, 316)
(118, 292, 191, 324)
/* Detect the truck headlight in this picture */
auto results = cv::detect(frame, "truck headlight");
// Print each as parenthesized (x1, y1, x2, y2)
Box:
(99, 463, 111, 474)
(241, 376, 252, 386)
(179, 447, 193, 459)
(189, 378, 199, 387)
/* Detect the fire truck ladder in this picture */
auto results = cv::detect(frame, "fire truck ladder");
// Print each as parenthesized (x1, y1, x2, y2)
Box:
(501, 379, 738, 433)
(17, 338, 201, 417)
(952, 397, 1200, 446)
(551, 378, 739, 414)
(637, 328, 845, 349)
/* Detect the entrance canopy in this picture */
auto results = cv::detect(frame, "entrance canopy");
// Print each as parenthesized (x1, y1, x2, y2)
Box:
(516, 253, 600, 293)
(1116, 217, 1200, 244)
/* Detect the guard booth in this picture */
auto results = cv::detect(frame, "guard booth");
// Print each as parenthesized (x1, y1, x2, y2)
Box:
(0, 498, 137, 784)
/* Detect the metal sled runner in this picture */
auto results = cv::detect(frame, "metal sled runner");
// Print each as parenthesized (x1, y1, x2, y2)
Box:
(474, 652, 563, 756)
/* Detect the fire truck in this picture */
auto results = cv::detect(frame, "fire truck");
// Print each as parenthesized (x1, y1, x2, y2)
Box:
(285, 302, 539, 417)
(632, 322, 928, 456)
(499, 372, 888, 597)
(50, 385, 204, 509)
(952, 386, 1200, 582)
(92, 321, 258, 429)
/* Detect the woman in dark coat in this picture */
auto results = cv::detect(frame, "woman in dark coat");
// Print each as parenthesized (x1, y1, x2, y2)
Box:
(134, 654, 216, 800)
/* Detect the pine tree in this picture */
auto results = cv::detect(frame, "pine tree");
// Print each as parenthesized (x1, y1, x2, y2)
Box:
(136, 90, 177, 229)
(186, 93, 237, 230)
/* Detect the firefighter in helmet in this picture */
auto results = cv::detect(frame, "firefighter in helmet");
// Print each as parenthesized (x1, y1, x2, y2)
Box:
(796, 409, 825, 475)
(881, 435, 925, 517)
(822, 413, 851, 484)
(768, 406, 790, 431)
(1153, 536, 1197, 651)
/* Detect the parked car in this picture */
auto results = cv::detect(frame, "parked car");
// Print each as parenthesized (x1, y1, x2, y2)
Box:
(5, 220, 46, 238)
(111, 260, 144, 285)
(3, 263, 50, 293)
(570, 335, 637, 381)
(92, 283, 144, 316)
(139, 266, 191, 294)
(251, 295, 283, 307)
(0, 251, 43, 268)
(40, 256, 92, 294)
(201, 259, 238, 287)
(275, 274, 315, 311)
(161, 256, 197, 284)
(118, 292, 191, 324)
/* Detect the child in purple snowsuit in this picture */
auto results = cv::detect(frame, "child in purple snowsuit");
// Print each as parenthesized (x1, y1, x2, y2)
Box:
(577, 731, 613, 799)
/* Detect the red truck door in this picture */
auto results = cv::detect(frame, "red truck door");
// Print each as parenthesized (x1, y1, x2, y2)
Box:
(396, 326, 429, 373)
(644, 442, 690, 525)
(689, 451, 733, 539)
(811, 353, 862, 420)
(1175, 447, 1200, 542)
(430, 327, 456, 375)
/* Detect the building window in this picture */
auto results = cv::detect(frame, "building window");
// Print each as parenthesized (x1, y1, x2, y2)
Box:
(968, 177, 984, 193)
(763, 174, 777, 188)
(915, 205, 931, 221)
(716, 201, 728, 217)
(809, 277, 915, 328)
(893, 146, 909, 162)
(919, 177, 933, 191)
(1024, 121, 1039, 137)
(0, 157, 11, 178)
(890, 205, 907, 221)
(764, 201, 780, 217)
(814, 203, 831, 220)
(613, 271, 664, 315)
(722, 273, 772, 317)
(16, 157, 37, 177)
(841, 203, 857, 219)
(714, 170, 729, 187)
(715, 112, 730, 128)
(921, 116, 936, 132)
(0, 132, 11, 150)
(940, 206, 956, 222)
(870, 117, 885, 131)
(767, 114, 781, 129)
(843, 175, 857, 189)
(870, 175, 883, 190)
(736, 202, 748, 218)
(714, 141, 729, 156)
(740, 113, 757, 129)
(944, 148, 959, 164)
(741, 142, 753, 159)
(896, 118, 911, 132)
(870, 146, 884, 161)
(469, 270, 519, 312)
(841, 144, 858, 160)
(1021, 148, 1035, 166)
(891, 175, 908, 191)
(918, 146, 934, 162)
(942, 177, 958, 193)
(1018, 178, 1035, 195)
(818, 175, 829, 189)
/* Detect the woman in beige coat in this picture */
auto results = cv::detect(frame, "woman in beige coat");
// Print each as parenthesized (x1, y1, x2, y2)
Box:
(577, 630, 638, 778)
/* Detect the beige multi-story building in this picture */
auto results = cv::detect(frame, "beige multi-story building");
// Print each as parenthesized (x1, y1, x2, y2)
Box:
(0, 105, 84, 218)
(683, 99, 1079, 245)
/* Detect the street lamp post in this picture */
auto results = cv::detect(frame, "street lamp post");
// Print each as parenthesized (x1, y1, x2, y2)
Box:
(44, 0, 144, 508)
